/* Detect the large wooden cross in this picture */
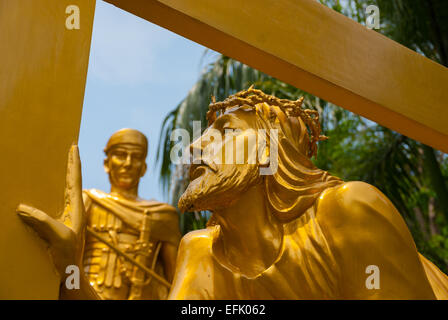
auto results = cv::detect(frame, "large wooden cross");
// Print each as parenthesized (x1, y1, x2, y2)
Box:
(0, 0, 447, 298)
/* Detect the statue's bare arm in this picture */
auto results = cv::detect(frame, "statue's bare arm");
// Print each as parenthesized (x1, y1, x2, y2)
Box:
(161, 242, 178, 283)
(168, 230, 214, 300)
(16, 146, 100, 300)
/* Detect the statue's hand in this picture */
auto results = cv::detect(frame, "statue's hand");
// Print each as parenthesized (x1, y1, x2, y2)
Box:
(16, 145, 86, 278)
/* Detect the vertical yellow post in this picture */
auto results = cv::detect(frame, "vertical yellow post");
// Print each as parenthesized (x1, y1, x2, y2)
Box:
(0, 0, 95, 299)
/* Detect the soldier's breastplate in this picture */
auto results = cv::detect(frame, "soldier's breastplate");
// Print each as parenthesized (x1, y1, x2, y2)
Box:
(83, 203, 160, 299)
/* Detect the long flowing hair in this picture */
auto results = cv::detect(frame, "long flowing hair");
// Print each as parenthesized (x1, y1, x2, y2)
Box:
(255, 102, 342, 223)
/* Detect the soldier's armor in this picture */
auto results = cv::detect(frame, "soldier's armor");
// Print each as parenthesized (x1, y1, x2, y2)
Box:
(83, 194, 168, 300)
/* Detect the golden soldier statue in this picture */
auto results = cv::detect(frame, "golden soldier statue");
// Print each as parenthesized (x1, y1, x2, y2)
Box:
(17, 129, 180, 300)
(82, 129, 180, 300)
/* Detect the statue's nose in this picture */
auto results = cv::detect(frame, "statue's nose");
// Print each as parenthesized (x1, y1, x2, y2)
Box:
(189, 133, 211, 164)
(189, 138, 201, 162)
(190, 134, 208, 153)
(123, 154, 132, 167)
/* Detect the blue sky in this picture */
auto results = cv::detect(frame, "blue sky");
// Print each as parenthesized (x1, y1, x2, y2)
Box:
(79, 1, 217, 202)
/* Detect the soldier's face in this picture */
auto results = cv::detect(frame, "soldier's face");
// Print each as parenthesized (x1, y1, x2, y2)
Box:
(105, 144, 147, 189)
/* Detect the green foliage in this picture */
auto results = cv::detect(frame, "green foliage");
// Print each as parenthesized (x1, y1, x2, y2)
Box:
(428, 226, 448, 263)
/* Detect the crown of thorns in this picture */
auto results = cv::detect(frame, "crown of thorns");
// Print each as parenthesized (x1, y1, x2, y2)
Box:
(206, 86, 327, 158)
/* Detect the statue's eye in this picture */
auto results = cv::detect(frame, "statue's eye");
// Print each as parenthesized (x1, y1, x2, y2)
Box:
(114, 152, 126, 159)
(221, 127, 235, 137)
(132, 154, 143, 161)
(222, 122, 235, 131)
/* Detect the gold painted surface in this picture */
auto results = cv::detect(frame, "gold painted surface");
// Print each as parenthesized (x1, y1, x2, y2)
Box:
(17, 129, 181, 299)
(105, 0, 448, 152)
(0, 0, 96, 299)
(169, 89, 448, 299)
(82, 189, 180, 300)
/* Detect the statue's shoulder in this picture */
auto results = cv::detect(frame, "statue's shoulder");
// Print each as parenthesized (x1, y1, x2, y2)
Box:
(316, 181, 401, 227)
(180, 227, 214, 247)
(144, 199, 177, 213)
(140, 199, 178, 221)
(82, 188, 107, 210)
(319, 181, 386, 206)
(83, 188, 107, 199)
(178, 227, 215, 260)
(82, 188, 118, 208)
(316, 181, 410, 243)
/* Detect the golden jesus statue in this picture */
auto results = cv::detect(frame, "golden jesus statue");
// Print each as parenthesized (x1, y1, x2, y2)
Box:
(169, 88, 448, 299)
(17, 129, 180, 300)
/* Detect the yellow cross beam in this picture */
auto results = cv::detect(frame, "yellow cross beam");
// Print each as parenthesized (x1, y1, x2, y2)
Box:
(0, 0, 96, 299)
(105, 0, 448, 153)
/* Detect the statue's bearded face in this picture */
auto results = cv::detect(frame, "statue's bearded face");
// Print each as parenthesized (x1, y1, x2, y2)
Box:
(178, 108, 264, 213)
(104, 144, 147, 190)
